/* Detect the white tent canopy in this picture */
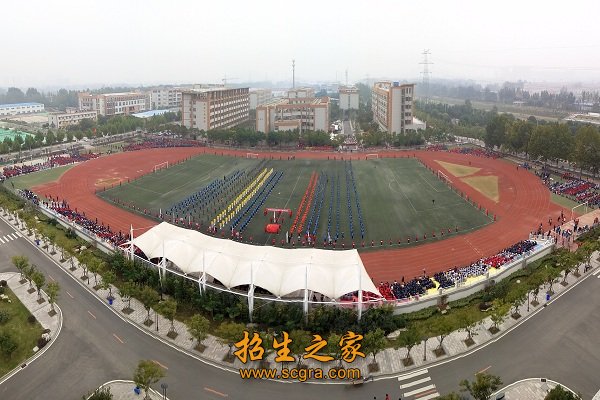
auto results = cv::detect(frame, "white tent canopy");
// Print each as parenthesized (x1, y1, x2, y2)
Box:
(127, 222, 380, 300)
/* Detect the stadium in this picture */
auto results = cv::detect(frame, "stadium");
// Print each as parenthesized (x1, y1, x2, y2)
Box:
(22, 140, 569, 316)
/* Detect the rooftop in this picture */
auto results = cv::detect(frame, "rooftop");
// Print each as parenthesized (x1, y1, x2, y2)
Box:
(132, 109, 171, 119)
(0, 102, 44, 108)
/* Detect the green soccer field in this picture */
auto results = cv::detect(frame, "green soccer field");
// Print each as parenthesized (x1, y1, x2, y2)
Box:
(100, 155, 492, 248)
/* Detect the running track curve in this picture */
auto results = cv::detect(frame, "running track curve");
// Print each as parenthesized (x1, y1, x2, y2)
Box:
(33, 147, 569, 283)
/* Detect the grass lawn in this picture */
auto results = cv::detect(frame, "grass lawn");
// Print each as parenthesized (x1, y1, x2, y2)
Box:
(8, 165, 75, 191)
(100, 155, 492, 248)
(0, 286, 44, 376)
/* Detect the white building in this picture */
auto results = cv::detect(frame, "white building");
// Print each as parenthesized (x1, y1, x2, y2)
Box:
(78, 92, 148, 116)
(48, 108, 98, 129)
(256, 88, 330, 133)
(339, 86, 359, 110)
(371, 82, 415, 134)
(249, 89, 272, 110)
(181, 87, 249, 131)
(0, 102, 45, 116)
(148, 87, 184, 109)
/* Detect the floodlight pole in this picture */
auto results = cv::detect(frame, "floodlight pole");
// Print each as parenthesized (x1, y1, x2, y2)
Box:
(129, 225, 134, 261)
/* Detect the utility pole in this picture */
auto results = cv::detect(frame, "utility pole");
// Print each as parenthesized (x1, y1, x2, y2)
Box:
(419, 49, 433, 103)
(292, 59, 295, 89)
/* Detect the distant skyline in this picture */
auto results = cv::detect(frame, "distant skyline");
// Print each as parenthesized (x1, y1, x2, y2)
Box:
(2, 0, 600, 89)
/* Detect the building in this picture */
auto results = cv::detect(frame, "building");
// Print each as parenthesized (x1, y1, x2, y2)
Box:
(371, 82, 415, 134)
(131, 110, 171, 119)
(148, 87, 184, 109)
(338, 86, 359, 110)
(48, 108, 98, 129)
(249, 89, 273, 110)
(256, 88, 330, 133)
(78, 92, 148, 116)
(181, 87, 249, 131)
(0, 102, 45, 116)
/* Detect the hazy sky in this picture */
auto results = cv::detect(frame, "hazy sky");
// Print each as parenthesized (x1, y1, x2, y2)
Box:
(2, 0, 600, 89)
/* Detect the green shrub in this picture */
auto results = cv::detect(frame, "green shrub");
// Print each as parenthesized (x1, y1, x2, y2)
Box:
(27, 315, 36, 324)
(0, 310, 10, 324)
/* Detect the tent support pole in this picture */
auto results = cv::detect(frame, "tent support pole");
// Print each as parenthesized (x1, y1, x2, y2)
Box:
(303, 263, 309, 322)
(248, 262, 254, 322)
(357, 262, 363, 321)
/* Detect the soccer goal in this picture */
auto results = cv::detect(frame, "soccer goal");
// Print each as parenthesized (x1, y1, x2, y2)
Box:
(570, 202, 588, 222)
(437, 170, 453, 185)
(365, 154, 379, 160)
(246, 153, 259, 159)
(153, 161, 169, 172)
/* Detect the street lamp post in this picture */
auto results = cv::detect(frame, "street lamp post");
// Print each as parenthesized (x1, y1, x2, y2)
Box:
(156, 309, 159, 332)
(422, 337, 427, 361)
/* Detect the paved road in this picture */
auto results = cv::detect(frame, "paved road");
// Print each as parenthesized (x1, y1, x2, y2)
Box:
(343, 120, 353, 136)
(1, 214, 599, 399)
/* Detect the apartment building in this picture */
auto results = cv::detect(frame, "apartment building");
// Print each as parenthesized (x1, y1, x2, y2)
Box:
(338, 86, 359, 110)
(256, 88, 329, 133)
(249, 89, 272, 110)
(48, 108, 98, 129)
(148, 87, 184, 109)
(181, 87, 249, 131)
(0, 102, 44, 116)
(78, 92, 148, 116)
(371, 82, 415, 134)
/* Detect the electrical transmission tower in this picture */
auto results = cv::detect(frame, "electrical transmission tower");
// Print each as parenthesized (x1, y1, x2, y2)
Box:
(419, 49, 433, 103)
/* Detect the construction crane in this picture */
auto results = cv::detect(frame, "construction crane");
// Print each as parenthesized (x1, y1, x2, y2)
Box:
(222, 75, 239, 86)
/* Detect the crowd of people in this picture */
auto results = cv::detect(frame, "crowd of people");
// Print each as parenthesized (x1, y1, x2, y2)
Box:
(123, 138, 203, 152)
(377, 240, 538, 301)
(547, 175, 600, 207)
(448, 147, 500, 158)
(1, 153, 100, 180)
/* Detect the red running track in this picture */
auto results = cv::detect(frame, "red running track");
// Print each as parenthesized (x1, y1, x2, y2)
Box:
(33, 147, 569, 283)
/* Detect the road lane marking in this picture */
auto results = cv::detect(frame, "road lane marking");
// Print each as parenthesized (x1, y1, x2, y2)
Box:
(113, 334, 124, 344)
(592, 269, 600, 276)
(397, 368, 428, 381)
(204, 387, 228, 397)
(0, 237, 4, 244)
(152, 360, 168, 370)
(399, 376, 431, 389)
(404, 384, 436, 397)
(477, 365, 492, 374)
(66, 291, 74, 299)
(49, 275, 55, 282)
(416, 392, 440, 400)
(87, 310, 96, 319)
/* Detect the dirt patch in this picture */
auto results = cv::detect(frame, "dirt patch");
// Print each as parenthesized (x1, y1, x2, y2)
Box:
(95, 177, 122, 187)
(464, 337, 475, 347)
(436, 160, 481, 177)
(460, 175, 499, 202)
(402, 357, 414, 367)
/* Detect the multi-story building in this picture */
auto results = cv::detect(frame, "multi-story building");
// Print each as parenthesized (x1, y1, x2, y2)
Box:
(0, 102, 45, 116)
(181, 87, 249, 131)
(48, 108, 98, 129)
(249, 89, 272, 110)
(371, 82, 415, 134)
(339, 86, 359, 110)
(256, 88, 330, 133)
(78, 92, 148, 116)
(148, 87, 184, 109)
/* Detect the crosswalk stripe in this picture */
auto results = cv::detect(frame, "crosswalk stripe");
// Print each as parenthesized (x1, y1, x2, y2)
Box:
(416, 392, 440, 400)
(399, 376, 431, 389)
(4, 235, 11, 241)
(0, 237, 4, 244)
(15, 231, 22, 237)
(397, 369, 428, 381)
(9, 233, 17, 240)
(592, 269, 600, 276)
(404, 384, 436, 397)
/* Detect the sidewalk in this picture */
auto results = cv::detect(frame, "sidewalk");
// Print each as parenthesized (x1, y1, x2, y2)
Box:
(88, 380, 169, 400)
(2, 208, 600, 382)
(495, 378, 578, 400)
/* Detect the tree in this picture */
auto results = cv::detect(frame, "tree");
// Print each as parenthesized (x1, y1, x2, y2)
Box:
(100, 270, 116, 299)
(460, 372, 503, 400)
(214, 322, 246, 355)
(484, 114, 512, 149)
(577, 240, 600, 272)
(46, 229, 56, 254)
(544, 385, 582, 400)
(46, 281, 60, 312)
(396, 326, 421, 362)
(119, 281, 136, 311)
(84, 386, 113, 400)
(362, 328, 387, 365)
(289, 329, 312, 366)
(138, 286, 160, 324)
(437, 393, 467, 400)
(88, 258, 104, 287)
(133, 360, 165, 400)
(432, 317, 454, 353)
(187, 314, 210, 349)
(456, 310, 480, 343)
(157, 298, 177, 334)
(24, 264, 37, 290)
(11, 255, 29, 280)
(489, 301, 509, 332)
(573, 125, 600, 176)
(325, 332, 342, 364)
(32, 271, 46, 301)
